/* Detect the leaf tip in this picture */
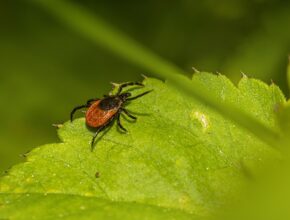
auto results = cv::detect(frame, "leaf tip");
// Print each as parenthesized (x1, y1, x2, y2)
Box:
(19, 153, 27, 158)
(52, 123, 63, 129)
(141, 73, 149, 79)
(270, 79, 276, 86)
(240, 71, 248, 79)
(109, 82, 120, 95)
(191, 66, 200, 73)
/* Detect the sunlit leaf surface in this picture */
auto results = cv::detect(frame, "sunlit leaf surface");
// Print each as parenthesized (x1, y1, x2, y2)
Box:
(0, 74, 285, 219)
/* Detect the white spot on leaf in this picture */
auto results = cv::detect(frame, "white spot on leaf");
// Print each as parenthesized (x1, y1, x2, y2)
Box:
(80, 205, 86, 210)
(190, 111, 210, 132)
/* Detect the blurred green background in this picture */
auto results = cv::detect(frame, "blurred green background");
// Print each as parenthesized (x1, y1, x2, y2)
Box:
(0, 0, 290, 171)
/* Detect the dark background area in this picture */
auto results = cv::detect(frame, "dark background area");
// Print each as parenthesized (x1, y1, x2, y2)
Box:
(0, 0, 290, 170)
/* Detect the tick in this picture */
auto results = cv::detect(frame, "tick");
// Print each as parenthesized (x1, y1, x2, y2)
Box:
(70, 82, 152, 150)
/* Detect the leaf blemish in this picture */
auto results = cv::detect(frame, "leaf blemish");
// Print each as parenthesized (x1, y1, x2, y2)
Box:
(95, 172, 100, 178)
(25, 177, 33, 183)
(178, 194, 191, 207)
(190, 111, 210, 132)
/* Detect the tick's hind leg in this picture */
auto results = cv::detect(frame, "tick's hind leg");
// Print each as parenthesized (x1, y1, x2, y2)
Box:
(91, 116, 116, 151)
(121, 108, 137, 120)
(91, 125, 108, 151)
(117, 113, 127, 132)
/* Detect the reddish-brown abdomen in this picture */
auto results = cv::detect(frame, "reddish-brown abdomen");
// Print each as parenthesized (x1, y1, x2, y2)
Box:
(86, 100, 118, 128)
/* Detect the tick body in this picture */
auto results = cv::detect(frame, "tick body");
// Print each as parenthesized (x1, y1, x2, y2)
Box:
(70, 82, 152, 150)
(85, 99, 119, 128)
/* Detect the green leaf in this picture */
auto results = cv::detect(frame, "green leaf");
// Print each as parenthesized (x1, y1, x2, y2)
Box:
(0, 73, 286, 219)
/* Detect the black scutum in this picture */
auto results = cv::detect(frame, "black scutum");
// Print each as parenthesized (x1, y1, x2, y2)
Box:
(99, 97, 121, 110)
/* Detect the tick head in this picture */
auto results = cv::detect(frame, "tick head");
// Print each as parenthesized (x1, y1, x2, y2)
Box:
(119, 92, 131, 101)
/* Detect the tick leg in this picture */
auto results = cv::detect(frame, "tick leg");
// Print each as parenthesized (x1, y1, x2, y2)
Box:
(71, 99, 99, 122)
(127, 90, 153, 101)
(86, 98, 99, 105)
(91, 125, 108, 151)
(91, 115, 117, 151)
(117, 113, 127, 132)
(70, 105, 87, 122)
(121, 108, 137, 120)
(117, 82, 144, 95)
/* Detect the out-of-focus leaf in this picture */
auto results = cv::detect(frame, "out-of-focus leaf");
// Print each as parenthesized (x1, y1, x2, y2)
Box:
(223, 6, 290, 84)
(28, 0, 282, 149)
(277, 100, 290, 141)
(287, 56, 290, 93)
(221, 88, 290, 220)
